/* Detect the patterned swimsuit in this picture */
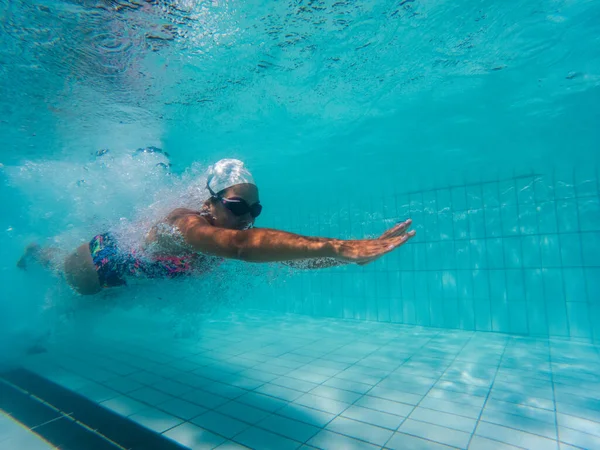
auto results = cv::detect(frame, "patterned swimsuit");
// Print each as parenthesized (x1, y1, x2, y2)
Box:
(89, 232, 202, 288)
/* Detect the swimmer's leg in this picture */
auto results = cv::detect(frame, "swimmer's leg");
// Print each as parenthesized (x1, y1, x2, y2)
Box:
(17, 243, 60, 270)
(18, 242, 101, 295)
(64, 243, 102, 295)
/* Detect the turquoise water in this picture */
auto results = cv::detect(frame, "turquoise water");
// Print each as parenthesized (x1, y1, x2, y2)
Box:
(1, 1, 600, 449)
(2, 0, 599, 346)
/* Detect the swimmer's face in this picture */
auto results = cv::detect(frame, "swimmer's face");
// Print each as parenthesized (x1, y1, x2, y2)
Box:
(212, 183, 260, 230)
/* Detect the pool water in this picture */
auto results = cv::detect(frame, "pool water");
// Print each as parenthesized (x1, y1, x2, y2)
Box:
(1, 0, 599, 449)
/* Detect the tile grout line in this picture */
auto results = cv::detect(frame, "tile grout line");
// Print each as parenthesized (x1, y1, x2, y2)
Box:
(572, 166, 594, 341)
(234, 327, 444, 448)
(532, 173, 551, 340)
(464, 334, 509, 449)
(554, 167, 571, 339)
(515, 172, 530, 336)
(549, 340, 562, 448)
(171, 328, 396, 447)
(289, 327, 442, 446)
(380, 330, 478, 449)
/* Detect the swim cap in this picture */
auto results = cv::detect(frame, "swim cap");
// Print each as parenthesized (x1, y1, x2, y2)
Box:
(206, 159, 256, 194)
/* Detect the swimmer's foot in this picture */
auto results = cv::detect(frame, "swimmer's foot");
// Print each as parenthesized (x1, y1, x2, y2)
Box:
(17, 243, 41, 270)
(26, 342, 47, 355)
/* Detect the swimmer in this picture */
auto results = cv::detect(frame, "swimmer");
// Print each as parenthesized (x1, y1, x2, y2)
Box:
(17, 159, 416, 295)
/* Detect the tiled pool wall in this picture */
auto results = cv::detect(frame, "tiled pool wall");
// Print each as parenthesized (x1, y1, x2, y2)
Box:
(252, 167, 600, 342)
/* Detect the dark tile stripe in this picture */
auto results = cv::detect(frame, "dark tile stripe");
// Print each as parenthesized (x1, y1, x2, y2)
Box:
(0, 380, 118, 450)
(1, 369, 189, 450)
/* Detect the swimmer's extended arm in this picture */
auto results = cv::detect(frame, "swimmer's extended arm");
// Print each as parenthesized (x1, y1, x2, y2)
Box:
(280, 219, 416, 269)
(175, 216, 415, 264)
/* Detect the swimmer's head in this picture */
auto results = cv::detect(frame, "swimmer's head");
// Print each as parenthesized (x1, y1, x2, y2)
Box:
(203, 159, 261, 230)
(206, 158, 256, 193)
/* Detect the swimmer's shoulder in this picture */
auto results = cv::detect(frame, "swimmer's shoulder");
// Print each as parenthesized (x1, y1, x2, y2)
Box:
(166, 208, 212, 227)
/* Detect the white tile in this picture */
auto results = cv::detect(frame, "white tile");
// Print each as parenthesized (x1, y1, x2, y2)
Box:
(235, 391, 288, 413)
(217, 401, 270, 424)
(253, 363, 294, 376)
(168, 358, 202, 372)
(308, 429, 381, 450)
(288, 366, 330, 384)
(557, 402, 600, 426)
(489, 389, 555, 411)
(427, 388, 487, 408)
(559, 426, 600, 449)
(257, 413, 320, 442)
(493, 382, 554, 401)
(481, 409, 557, 439)
(310, 385, 362, 404)
(164, 422, 225, 449)
(419, 397, 482, 419)
(201, 381, 248, 400)
(237, 368, 278, 383)
(186, 389, 229, 409)
(468, 435, 524, 449)
(367, 386, 423, 405)
(322, 377, 372, 394)
(272, 376, 319, 393)
(100, 395, 150, 417)
(341, 404, 405, 430)
(335, 369, 383, 386)
(152, 379, 193, 397)
(399, 418, 471, 448)
(377, 378, 432, 395)
(226, 377, 265, 391)
(129, 386, 173, 405)
(485, 398, 555, 423)
(176, 372, 213, 389)
(557, 412, 600, 438)
(128, 371, 165, 386)
(76, 382, 118, 403)
(277, 403, 336, 428)
(214, 441, 252, 449)
(386, 431, 456, 450)
(326, 416, 394, 446)
(354, 395, 414, 416)
(102, 376, 145, 393)
(558, 444, 580, 450)
(476, 421, 559, 449)
(294, 393, 350, 415)
(191, 411, 250, 439)
(157, 397, 207, 420)
(255, 383, 304, 402)
(410, 406, 477, 433)
(130, 407, 183, 433)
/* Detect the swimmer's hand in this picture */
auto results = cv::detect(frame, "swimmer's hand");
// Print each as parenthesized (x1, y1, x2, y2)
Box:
(334, 219, 415, 265)
(358, 218, 414, 265)
(378, 219, 413, 240)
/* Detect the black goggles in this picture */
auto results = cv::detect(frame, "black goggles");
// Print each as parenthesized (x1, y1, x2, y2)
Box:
(207, 182, 262, 218)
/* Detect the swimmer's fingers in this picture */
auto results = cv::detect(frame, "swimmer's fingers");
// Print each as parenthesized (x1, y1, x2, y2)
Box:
(356, 230, 416, 265)
(338, 231, 416, 264)
(374, 230, 416, 257)
(379, 219, 412, 240)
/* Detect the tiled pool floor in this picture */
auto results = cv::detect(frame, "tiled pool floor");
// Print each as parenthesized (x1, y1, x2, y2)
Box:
(10, 310, 600, 450)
